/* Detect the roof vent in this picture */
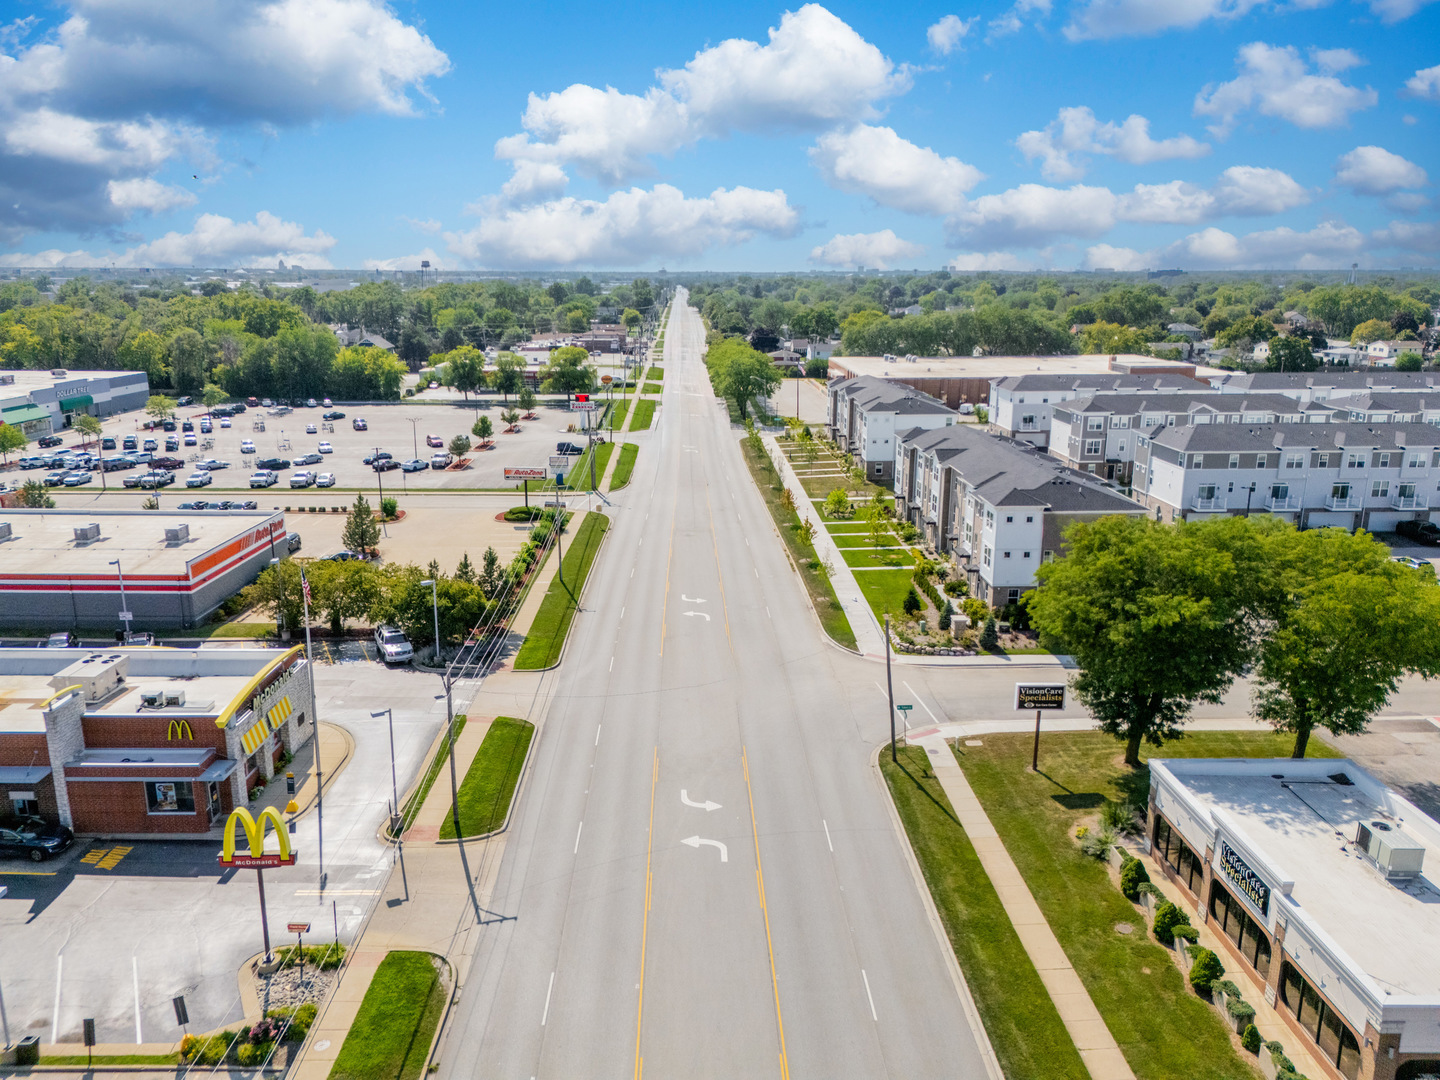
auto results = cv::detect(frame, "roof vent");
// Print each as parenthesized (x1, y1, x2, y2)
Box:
(164, 524, 189, 544)
(140, 687, 165, 707)
(74, 523, 101, 543)
(0, 522, 11, 541)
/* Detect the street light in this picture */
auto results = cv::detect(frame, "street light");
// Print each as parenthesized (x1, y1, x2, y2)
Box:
(370, 709, 399, 831)
(108, 559, 132, 642)
(407, 417, 423, 461)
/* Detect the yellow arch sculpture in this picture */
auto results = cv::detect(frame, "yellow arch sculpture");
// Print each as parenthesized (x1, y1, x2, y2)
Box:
(222, 806, 292, 862)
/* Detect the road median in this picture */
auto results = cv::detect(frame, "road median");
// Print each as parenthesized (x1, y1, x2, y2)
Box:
(512, 511, 610, 670)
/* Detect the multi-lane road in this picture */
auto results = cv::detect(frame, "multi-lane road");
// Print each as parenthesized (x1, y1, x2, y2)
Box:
(441, 293, 995, 1078)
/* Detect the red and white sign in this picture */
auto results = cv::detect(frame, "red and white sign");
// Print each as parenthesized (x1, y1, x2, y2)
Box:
(218, 853, 297, 868)
(569, 401, 598, 411)
(504, 467, 547, 480)
(287, 922, 311, 934)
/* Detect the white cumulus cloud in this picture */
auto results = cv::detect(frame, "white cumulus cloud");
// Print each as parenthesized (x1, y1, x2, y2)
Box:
(1195, 43, 1378, 137)
(809, 125, 983, 215)
(1367, 0, 1440, 21)
(1082, 244, 1150, 271)
(948, 183, 1118, 247)
(810, 229, 925, 269)
(107, 178, 197, 214)
(362, 247, 448, 271)
(1016, 106, 1209, 181)
(1372, 219, 1440, 252)
(927, 14, 977, 54)
(1082, 220, 1367, 272)
(445, 184, 799, 268)
(1065, 0, 1264, 41)
(948, 251, 1038, 271)
(1333, 146, 1428, 195)
(1405, 65, 1440, 100)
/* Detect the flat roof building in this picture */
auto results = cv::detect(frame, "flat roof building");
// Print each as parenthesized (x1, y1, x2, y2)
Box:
(0, 645, 314, 836)
(0, 509, 290, 631)
(1148, 757, 1440, 1080)
(0, 369, 150, 439)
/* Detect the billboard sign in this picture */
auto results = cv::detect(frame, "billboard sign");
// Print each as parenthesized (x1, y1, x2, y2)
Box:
(1015, 683, 1066, 711)
(504, 467, 547, 480)
(570, 401, 598, 411)
(548, 456, 570, 469)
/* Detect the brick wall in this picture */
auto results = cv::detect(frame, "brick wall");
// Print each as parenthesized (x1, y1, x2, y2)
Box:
(68, 780, 211, 834)
(0, 733, 51, 767)
(81, 714, 226, 753)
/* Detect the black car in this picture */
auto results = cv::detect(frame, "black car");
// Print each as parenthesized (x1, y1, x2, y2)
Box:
(0, 820, 74, 862)
(38, 434, 63, 448)
(101, 436, 117, 450)
(556, 442, 584, 455)
(288, 532, 302, 552)
(373, 457, 400, 472)
(162, 420, 177, 432)
(362, 451, 393, 465)
(1397, 519, 1440, 545)
(176, 501, 202, 509)
(231, 403, 247, 414)
(257, 457, 291, 471)
(239, 500, 259, 510)
(177, 395, 193, 407)
(323, 410, 345, 420)
(153, 456, 186, 470)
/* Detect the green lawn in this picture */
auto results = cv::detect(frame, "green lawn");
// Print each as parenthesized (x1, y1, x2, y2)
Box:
(854, 567, 914, 621)
(629, 398, 656, 431)
(328, 951, 445, 1080)
(739, 437, 857, 650)
(168, 621, 274, 640)
(955, 731, 1343, 1080)
(513, 512, 610, 669)
(439, 717, 535, 838)
(641, 382, 663, 394)
(392, 717, 467, 836)
(609, 400, 630, 432)
(645, 365, 664, 380)
(842, 548, 912, 569)
(45, 1055, 180, 1066)
(830, 531, 902, 549)
(573, 441, 614, 490)
(609, 443, 639, 490)
(882, 748, 1086, 1080)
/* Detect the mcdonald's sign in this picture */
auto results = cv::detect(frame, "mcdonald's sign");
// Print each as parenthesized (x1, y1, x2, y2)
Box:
(218, 806, 296, 867)
(166, 719, 194, 741)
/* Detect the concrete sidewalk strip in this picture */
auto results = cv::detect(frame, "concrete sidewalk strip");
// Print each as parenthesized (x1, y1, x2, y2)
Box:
(403, 716, 494, 842)
(914, 731, 1137, 1080)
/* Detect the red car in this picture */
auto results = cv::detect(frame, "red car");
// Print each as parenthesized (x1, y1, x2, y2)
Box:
(426, 434, 444, 448)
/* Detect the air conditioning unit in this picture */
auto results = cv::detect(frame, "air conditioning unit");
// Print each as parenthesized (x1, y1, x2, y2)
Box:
(164, 524, 189, 543)
(164, 690, 186, 708)
(140, 687, 166, 707)
(1355, 821, 1426, 879)
(74, 523, 101, 543)
(0, 522, 11, 541)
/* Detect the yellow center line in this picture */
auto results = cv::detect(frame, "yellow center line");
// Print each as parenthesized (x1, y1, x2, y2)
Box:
(634, 746, 659, 1080)
(743, 746, 791, 1080)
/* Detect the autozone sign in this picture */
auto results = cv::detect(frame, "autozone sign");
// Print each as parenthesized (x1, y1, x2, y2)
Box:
(505, 467, 547, 480)
(570, 402, 598, 411)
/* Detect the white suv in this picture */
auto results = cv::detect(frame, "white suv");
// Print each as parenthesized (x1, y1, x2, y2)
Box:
(374, 626, 414, 664)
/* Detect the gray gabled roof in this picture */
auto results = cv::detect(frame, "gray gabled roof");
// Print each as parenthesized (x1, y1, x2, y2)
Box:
(1055, 391, 1312, 418)
(1210, 371, 1440, 393)
(992, 372, 1209, 394)
(1147, 421, 1440, 454)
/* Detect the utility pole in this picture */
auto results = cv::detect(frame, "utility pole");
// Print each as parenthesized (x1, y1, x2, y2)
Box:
(374, 447, 387, 538)
(300, 571, 325, 887)
(885, 613, 896, 763)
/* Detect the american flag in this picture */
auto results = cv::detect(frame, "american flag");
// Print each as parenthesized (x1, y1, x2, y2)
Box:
(299, 568, 311, 605)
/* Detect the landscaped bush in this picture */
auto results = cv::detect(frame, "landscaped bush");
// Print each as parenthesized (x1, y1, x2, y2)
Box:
(1101, 798, 1135, 833)
(1152, 899, 1191, 945)
(943, 579, 968, 597)
(271, 1001, 318, 1041)
(902, 586, 923, 617)
(275, 942, 346, 970)
(1188, 947, 1225, 992)
(380, 497, 398, 520)
(979, 616, 1000, 651)
(504, 506, 544, 522)
(1226, 995, 1256, 1025)
(185, 1030, 241, 1065)
(1119, 852, 1150, 900)
(235, 1041, 271, 1067)
(1172, 923, 1199, 943)
(900, 521, 919, 542)
(1241, 1024, 1261, 1053)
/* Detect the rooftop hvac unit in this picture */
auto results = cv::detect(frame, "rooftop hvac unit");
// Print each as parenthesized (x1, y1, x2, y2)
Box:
(140, 687, 166, 707)
(163, 690, 185, 708)
(164, 524, 189, 543)
(73, 523, 100, 543)
(0, 522, 11, 541)
(1354, 821, 1426, 879)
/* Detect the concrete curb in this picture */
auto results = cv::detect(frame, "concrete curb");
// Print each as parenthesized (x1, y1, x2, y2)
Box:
(426, 718, 537, 846)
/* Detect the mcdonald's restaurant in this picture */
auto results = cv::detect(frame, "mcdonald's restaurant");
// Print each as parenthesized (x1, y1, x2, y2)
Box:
(1148, 758, 1440, 1080)
(0, 645, 314, 837)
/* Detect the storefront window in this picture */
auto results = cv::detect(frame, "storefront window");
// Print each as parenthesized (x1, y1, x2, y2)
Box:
(1155, 816, 1204, 893)
(145, 781, 195, 814)
(1209, 882, 1272, 978)
(1280, 962, 1362, 1080)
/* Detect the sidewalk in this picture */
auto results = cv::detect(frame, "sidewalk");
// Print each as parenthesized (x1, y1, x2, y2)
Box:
(401, 716, 494, 842)
(912, 729, 1137, 1080)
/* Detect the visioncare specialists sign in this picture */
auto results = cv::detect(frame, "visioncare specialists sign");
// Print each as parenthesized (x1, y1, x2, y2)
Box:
(1219, 840, 1270, 917)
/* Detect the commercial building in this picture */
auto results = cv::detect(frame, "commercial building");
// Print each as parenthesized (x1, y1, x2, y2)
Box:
(0, 509, 290, 631)
(989, 371, 1217, 448)
(826, 375, 956, 482)
(1130, 422, 1440, 531)
(0, 645, 314, 836)
(893, 424, 1142, 607)
(0, 369, 150, 439)
(1148, 757, 1440, 1080)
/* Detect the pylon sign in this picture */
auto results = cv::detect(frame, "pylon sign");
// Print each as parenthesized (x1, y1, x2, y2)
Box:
(219, 806, 296, 867)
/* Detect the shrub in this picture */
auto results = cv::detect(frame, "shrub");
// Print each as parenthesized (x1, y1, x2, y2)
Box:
(249, 1017, 284, 1044)
(1188, 947, 1225, 992)
(1137, 881, 1162, 900)
(943, 579, 968, 596)
(275, 942, 346, 970)
(1079, 827, 1116, 859)
(1152, 899, 1191, 945)
(823, 488, 851, 517)
(1227, 996, 1256, 1024)
(1172, 923, 1199, 943)
(235, 1041, 271, 1067)
(1100, 798, 1134, 832)
(1241, 1024, 1262, 1053)
(938, 603, 952, 632)
(1216, 980, 1243, 1000)
(902, 587, 922, 617)
(979, 617, 999, 651)
(1119, 853, 1150, 900)
(504, 506, 544, 522)
(900, 521, 919, 542)
(380, 497, 398, 520)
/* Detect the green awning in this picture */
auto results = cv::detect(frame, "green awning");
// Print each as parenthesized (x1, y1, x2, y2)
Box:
(59, 394, 93, 411)
(1, 404, 49, 425)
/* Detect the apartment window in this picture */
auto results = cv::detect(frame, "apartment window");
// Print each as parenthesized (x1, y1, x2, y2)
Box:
(1229, 454, 1240, 469)
(1025, 516, 1033, 523)
(982, 545, 992, 566)
(1399, 483, 1416, 500)
(1043, 550, 1055, 562)
(1285, 453, 1304, 470)
(1023, 551, 1031, 559)
(1087, 417, 1104, 431)
(1377, 452, 1391, 468)
(1408, 454, 1425, 469)
(1332, 482, 1351, 501)
(1254, 454, 1268, 469)
(1021, 414, 1037, 428)
(1198, 484, 1217, 500)
(1003, 551, 1012, 559)
(1042, 398, 1049, 404)
(1316, 454, 1330, 468)
(1085, 439, 1102, 456)
(1372, 480, 1390, 498)
(1347, 453, 1365, 469)
(1112, 416, 1130, 428)
(985, 510, 994, 528)
(1117, 440, 1126, 454)
(1144, 416, 1158, 427)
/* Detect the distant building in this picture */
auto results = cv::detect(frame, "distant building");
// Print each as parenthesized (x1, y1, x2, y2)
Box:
(335, 327, 396, 353)
(826, 375, 956, 482)
(0, 369, 150, 439)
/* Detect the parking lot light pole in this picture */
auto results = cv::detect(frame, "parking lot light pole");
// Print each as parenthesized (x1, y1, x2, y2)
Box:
(108, 558, 132, 642)
(422, 578, 461, 838)
(407, 417, 422, 460)
(371, 709, 399, 831)
(374, 448, 388, 538)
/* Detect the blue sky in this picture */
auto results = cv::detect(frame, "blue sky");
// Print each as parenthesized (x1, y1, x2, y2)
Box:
(0, 0, 1435, 271)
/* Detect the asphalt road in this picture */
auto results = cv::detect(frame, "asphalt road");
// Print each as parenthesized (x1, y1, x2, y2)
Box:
(441, 294, 993, 1079)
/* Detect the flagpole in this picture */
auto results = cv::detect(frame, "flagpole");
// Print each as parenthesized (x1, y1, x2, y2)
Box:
(299, 568, 325, 889)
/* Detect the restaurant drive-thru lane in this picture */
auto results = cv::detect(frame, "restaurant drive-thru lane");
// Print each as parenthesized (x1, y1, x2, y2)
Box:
(439, 293, 994, 1080)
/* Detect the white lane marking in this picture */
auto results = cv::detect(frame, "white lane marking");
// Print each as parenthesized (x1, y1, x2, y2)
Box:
(766, 606, 771, 619)
(541, 971, 555, 1026)
(754, 567, 759, 578)
(595, 724, 601, 746)
(903, 681, 942, 725)
(133, 955, 143, 1043)
(681, 595, 706, 603)
(621, 606, 625, 619)
(823, 819, 834, 853)
(609, 656, 614, 672)
(874, 681, 889, 701)
(683, 611, 711, 621)
(680, 790, 722, 812)
(681, 836, 728, 862)
(862, 969, 878, 1022)
(574, 821, 583, 855)
(631, 568, 635, 578)
(745, 538, 749, 547)
(51, 954, 62, 1043)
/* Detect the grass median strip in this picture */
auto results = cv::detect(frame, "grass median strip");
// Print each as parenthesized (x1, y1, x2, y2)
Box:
(629, 398, 656, 431)
(513, 511, 610, 670)
(328, 951, 445, 1080)
(881, 747, 1086, 1080)
(956, 731, 1341, 1080)
(393, 716, 467, 836)
(609, 400, 629, 431)
(645, 365, 664, 380)
(439, 716, 535, 839)
(609, 443, 639, 490)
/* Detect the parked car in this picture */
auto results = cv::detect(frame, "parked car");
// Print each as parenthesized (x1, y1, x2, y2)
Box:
(362, 450, 392, 465)
(140, 470, 175, 489)
(306, 398, 318, 408)
(38, 434, 63, 448)
(42, 471, 68, 487)
(315, 472, 336, 488)
(18, 455, 45, 470)
(289, 471, 314, 488)
(305, 423, 318, 434)
(373, 457, 399, 472)
(322, 398, 333, 408)
(241, 439, 256, 454)
(317, 441, 333, 454)
(1392, 555, 1430, 570)
(374, 625, 414, 664)
(182, 420, 194, 432)
(287, 533, 302, 552)
(45, 631, 79, 648)
(62, 471, 93, 486)
(122, 473, 146, 489)
(199, 420, 212, 434)
(184, 433, 197, 446)
(431, 452, 453, 470)
(323, 410, 345, 420)
(143, 438, 158, 451)
(426, 434, 445, 448)
(177, 395, 193, 407)
(122, 435, 138, 451)
(294, 452, 323, 466)
(0, 821, 75, 862)
(219, 417, 232, 428)
(257, 457, 290, 471)
(1396, 519, 1440, 545)
(165, 436, 180, 452)
(238, 500, 259, 510)
(185, 472, 212, 488)
(101, 436, 117, 450)
(556, 441, 584, 455)
(197, 459, 230, 471)
(401, 458, 428, 472)
(162, 420, 177, 432)
(249, 470, 279, 488)
(154, 456, 186, 471)
(352, 417, 367, 431)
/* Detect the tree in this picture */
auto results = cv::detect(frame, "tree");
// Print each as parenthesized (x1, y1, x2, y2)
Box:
(1079, 321, 1151, 356)
(169, 328, 209, 395)
(480, 546, 502, 598)
(706, 337, 783, 421)
(72, 414, 102, 445)
(342, 494, 381, 557)
(201, 384, 228, 409)
(622, 308, 641, 330)
(861, 500, 888, 547)
(1252, 528, 1440, 757)
(449, 435, 471, 457)
(543, 345, 594, 401)
(518, 386, 537, 414)
(979, 616, 999, 650)
(310, 559, 382, 635)
(377, 566, 489, 649)
(903, 587, 923, 617)
(823, 489, 851, 517)
(455, 553, 476, 584)
(501, 408, 520, 430)
(1028, 515, 1265, 767)
(492, 353, 524, 402)
(18, 479, 54, 507)
(145, 395, 177, 422)
(1396, 350, 1424, 372)
(1350, 318, 1392, 346)
(473, 415, 493, 442)
(242, 560, 305, 633)
(0, 423, 26, 461)
(938, 602, 952, 632)
(1266, 336, 1318, 373)
(438, 345, 486, 402)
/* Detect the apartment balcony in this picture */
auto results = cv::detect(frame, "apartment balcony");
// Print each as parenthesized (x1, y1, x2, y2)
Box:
(1192, 496, 1228, 512)
(1265, 495, 1302, 512)
(1391, 493, 1429, 510)
(1326, 494, 1363, 511)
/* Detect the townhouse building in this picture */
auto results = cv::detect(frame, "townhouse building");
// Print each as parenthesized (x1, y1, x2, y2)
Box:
(826, 375, 955, 482)
(1325, 391, 1440, 425)
(1206, 371, 1440, 402)
(893, 424, 1143, 608)
(988, 372, 1215, 448)
(1132, 421, 1440, 531)
(1049, 393, 1342, 486)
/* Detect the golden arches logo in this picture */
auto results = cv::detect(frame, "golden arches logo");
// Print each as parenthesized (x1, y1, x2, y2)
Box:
(222, 806, 293, 863)
(166, 719, 193, 741)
